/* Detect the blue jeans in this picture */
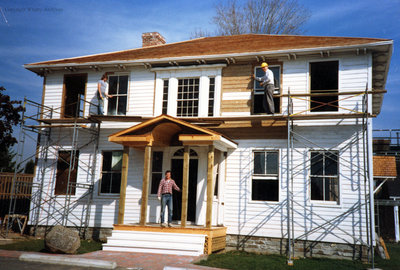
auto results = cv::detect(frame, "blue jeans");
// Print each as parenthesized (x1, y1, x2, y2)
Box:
(161, 193, 173, 223)
(98, 97, 104, 115)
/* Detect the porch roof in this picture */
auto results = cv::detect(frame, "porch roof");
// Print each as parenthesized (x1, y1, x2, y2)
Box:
(108, 114, 237, 151)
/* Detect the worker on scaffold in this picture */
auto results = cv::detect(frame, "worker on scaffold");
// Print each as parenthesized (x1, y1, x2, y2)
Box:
(252, 62, 275, 114)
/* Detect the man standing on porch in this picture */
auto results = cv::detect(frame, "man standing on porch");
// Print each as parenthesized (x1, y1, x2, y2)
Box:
(157, 170, 181, 227)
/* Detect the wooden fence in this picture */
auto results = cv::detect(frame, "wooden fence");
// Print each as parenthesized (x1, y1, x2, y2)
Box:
(0, 173, 34, 200)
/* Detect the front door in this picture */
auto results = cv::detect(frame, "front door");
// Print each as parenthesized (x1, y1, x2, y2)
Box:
(171, 158, 198, 222)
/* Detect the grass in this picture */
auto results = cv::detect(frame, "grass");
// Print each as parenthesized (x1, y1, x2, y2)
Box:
(196, 243, 400, 270)
(0, 239, 103, 254)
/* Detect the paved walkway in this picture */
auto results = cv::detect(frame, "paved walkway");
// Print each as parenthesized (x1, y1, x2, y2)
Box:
(0, 249, 224, 270)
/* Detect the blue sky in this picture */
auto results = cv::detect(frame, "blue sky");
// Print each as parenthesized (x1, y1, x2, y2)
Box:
(0, 0, 399, 160)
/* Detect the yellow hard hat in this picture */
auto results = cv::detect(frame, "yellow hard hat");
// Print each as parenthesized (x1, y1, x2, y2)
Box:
(261, 62, 268, 68)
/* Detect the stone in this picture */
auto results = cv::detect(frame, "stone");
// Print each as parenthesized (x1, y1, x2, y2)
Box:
(45, 225, 81, 254)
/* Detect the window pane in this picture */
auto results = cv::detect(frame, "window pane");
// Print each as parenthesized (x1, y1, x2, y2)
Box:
(107, 98, 117, 115)
(101, 173, 112, 193)
(310, 152, 323, 175)
(102, 152, 112, 171)
(117, 96, 127, 115)
(254, 152, 265, 174)
(254, 67, 264, 89)
(151, 173, 162, 194)
(108, 76, 118, 95)
(325, 177, 338, 201)
(111, 173, 122, 193)
(152, 151, 163, 172)
(112, 151, 122, 171)
(266, 152, 278, 175)
(252, 179, 278, 201)
(325, 152, 338, 175)
(118, 76, 128, 94)
(311, 177, 323, 200)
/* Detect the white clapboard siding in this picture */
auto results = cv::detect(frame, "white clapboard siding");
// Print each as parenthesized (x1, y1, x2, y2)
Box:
(223, 125, 369, 245)
(103, 230, 206, 256)
(43, 72, 64, 119)
(128, 68, 155, 116)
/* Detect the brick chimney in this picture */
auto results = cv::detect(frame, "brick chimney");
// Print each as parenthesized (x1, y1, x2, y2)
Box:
(142, 32, 166, 47)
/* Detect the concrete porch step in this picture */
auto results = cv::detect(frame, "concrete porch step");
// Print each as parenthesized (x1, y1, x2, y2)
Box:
(102, 230, 206, 256)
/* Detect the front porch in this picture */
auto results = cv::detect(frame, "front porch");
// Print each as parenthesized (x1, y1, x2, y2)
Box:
(104, 115, 236, 255)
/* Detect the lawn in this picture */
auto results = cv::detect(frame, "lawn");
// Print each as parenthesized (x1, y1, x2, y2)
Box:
(196, 243, 400, 270)
(0, 239, 103, 254)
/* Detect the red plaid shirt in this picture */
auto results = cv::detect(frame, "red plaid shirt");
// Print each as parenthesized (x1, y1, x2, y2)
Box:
(157, 178, 180, 197)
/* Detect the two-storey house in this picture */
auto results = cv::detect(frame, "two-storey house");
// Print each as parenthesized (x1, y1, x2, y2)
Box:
(23, 32, 393, 260)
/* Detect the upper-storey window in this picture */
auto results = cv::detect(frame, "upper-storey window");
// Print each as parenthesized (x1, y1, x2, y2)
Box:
(177, 78, 199, 117)
(253, 65, 281, 114)
(310, 61, 339, 112)
(107, 75, 128, 115)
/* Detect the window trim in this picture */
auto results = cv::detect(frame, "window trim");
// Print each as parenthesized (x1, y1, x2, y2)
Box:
(251, 149, 280, 203)
(99, 150, 123, 196)
(309, 150, 340, 205)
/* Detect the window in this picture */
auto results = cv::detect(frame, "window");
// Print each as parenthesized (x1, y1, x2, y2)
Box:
(252, 151, 279, 201)
(107, 75, 128, 115)
(150, 151, 163, 194)
(177, 78, 199, 117)
(208, 77, 215, 116)
(55, 150, 79, 195)
(162, 80, 169, 114)
(253, 65, 281, 114)
(100, 151, 122, 194)
(310, 151, 339, 203)
(310, 61, 339, 112)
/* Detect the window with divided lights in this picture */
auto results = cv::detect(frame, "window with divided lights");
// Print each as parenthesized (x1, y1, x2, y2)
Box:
(208, 77, 215, 116)
(253, 66, 281, 114)
(252, 151, 279, 201)
(150, 151, 163, 194)
(310, 151, 339, 203)
(100, 151, 122, 194)
(107, 75, 128, 115)
(177, 78, 199, 117)
(310, 61, 339, 112)
(162, 80, 169, 114)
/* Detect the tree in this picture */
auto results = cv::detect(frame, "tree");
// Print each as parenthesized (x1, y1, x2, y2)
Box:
(24, 159, 35, 174)
(191, 0, 310, 37)
(0, 86, 24, 172)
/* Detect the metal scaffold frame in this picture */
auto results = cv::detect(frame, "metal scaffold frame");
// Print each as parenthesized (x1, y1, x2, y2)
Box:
(285, 88, 375, 267)
(6, 96, 100, 238)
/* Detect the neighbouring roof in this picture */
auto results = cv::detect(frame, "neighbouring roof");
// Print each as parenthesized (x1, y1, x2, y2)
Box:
(373, 156, 397, 178)
(25, 34, 392, 67)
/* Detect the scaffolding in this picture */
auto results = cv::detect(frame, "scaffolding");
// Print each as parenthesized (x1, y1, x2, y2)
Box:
(5, 96, 100, 238)
(285, 88, 374, 266)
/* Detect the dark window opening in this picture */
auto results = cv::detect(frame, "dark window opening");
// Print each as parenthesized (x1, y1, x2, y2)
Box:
(100, 151, 122, 194)
(252, 66, 281, 114)
(162, 80, 169, 114)
(150, 151, 163, 194)
(107, 75, 128, 116)
(310, 61, 339, 112)
(55, 150, 79, 195)
(63, 75, 86, 118)
(252, 151, 279, 201)
(310, 151, 339, 202)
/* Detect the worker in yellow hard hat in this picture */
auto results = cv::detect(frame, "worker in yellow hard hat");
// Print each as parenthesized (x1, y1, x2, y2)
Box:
(252, 62, 275, 114)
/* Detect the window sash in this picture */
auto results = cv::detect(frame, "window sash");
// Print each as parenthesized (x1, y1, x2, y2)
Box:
(100, 151, 122, 194)
(177, 78, 200, 117)
(253, 66, 281, 94)
(162, 80, 169, 114)
(107, 75, 128, 116)
(252, 150, 279, 201)
(208, 77, 215, 117)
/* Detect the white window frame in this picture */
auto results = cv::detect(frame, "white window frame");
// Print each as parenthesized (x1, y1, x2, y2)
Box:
(99, 150, 123, 196)
(251, 149, 280, 202)
(106, 73, 130, 116)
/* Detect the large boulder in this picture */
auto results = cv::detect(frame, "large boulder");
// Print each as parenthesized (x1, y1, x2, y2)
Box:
(45, 225, 81, 254)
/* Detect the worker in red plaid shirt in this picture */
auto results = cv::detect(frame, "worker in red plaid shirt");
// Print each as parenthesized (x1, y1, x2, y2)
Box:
(157, 170, 181, 227)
